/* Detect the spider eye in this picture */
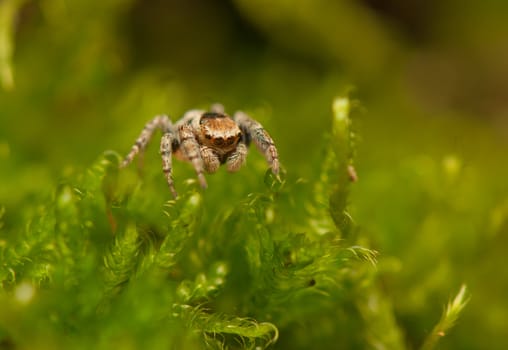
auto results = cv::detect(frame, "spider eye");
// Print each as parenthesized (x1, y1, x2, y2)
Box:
(205, 134, 212, 140)
(213, 137, 224, 146)
(226, 136, 235, 145)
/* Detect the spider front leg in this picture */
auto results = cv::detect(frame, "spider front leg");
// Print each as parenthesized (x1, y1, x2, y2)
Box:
(234, 111, 280, 177)
(226, 142, 248, 172)
(160, 132, 178, 198)
(121, 115, 171, 168)
(178, 124, 208, 188)
(200, 146, 220, 173)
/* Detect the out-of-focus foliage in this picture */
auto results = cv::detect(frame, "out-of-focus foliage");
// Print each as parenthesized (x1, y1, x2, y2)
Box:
(1, 0, 507, 349)
(0, 0, 26, 90)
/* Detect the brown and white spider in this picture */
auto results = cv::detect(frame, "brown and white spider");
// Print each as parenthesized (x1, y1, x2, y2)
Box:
(120, 104, 279, 198)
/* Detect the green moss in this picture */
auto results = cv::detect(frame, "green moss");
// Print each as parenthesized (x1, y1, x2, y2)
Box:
(0, 96, 470, 349)
(2, 1, 507, 348)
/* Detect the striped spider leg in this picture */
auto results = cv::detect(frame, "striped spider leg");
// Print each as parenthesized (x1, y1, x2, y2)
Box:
(233, 111, 280, 179)
(120, 115, 178, 198)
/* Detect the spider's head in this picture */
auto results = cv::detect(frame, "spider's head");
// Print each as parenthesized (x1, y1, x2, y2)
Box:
(199, 112, 242, 151)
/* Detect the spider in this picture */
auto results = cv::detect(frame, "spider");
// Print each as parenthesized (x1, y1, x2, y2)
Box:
(120, 104, 279, 198)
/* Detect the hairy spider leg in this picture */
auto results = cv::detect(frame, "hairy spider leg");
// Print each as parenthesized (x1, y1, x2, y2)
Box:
(178, 124, 208, 189)
(121, 115, 172, 168)
(234, 111, 280, 177)
(160, 131, 178, 198)
(210, 103, 225, 114)
(200, 146, 221, 173)
(226, 142, 248, 172)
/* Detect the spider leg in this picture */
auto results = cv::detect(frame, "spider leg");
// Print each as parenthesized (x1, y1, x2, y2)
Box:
(121, 115, 171, 168)
(200, 146, 220, 173)
(234, 111, 279, 176)
(210, 103, 225, 114)
(226, 142, 248, 172)
(160, 132, 178, 198)
(179, 124, 208, 188)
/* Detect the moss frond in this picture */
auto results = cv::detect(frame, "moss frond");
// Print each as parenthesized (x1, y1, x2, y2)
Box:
(308, 96, 359, 238)
(421, 285, 470, 350)
(103, 223, 141, 295)
(177, 305, 278, 350)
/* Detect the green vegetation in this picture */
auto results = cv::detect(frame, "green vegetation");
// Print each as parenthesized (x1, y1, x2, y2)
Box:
(1, 1, 507, 349)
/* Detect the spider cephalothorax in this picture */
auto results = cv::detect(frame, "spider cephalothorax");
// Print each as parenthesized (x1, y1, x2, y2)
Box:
(121, 104, 279, 198)
(197, 112, 242, 153)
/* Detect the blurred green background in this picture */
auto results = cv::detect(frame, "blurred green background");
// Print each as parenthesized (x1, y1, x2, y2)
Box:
(1, 0, 507, 349)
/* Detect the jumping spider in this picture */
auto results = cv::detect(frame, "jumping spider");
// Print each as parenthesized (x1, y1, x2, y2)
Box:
(121, 104, 280, 198)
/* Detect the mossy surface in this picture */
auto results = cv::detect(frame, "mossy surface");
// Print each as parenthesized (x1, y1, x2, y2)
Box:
(1, 1, 508, 349)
